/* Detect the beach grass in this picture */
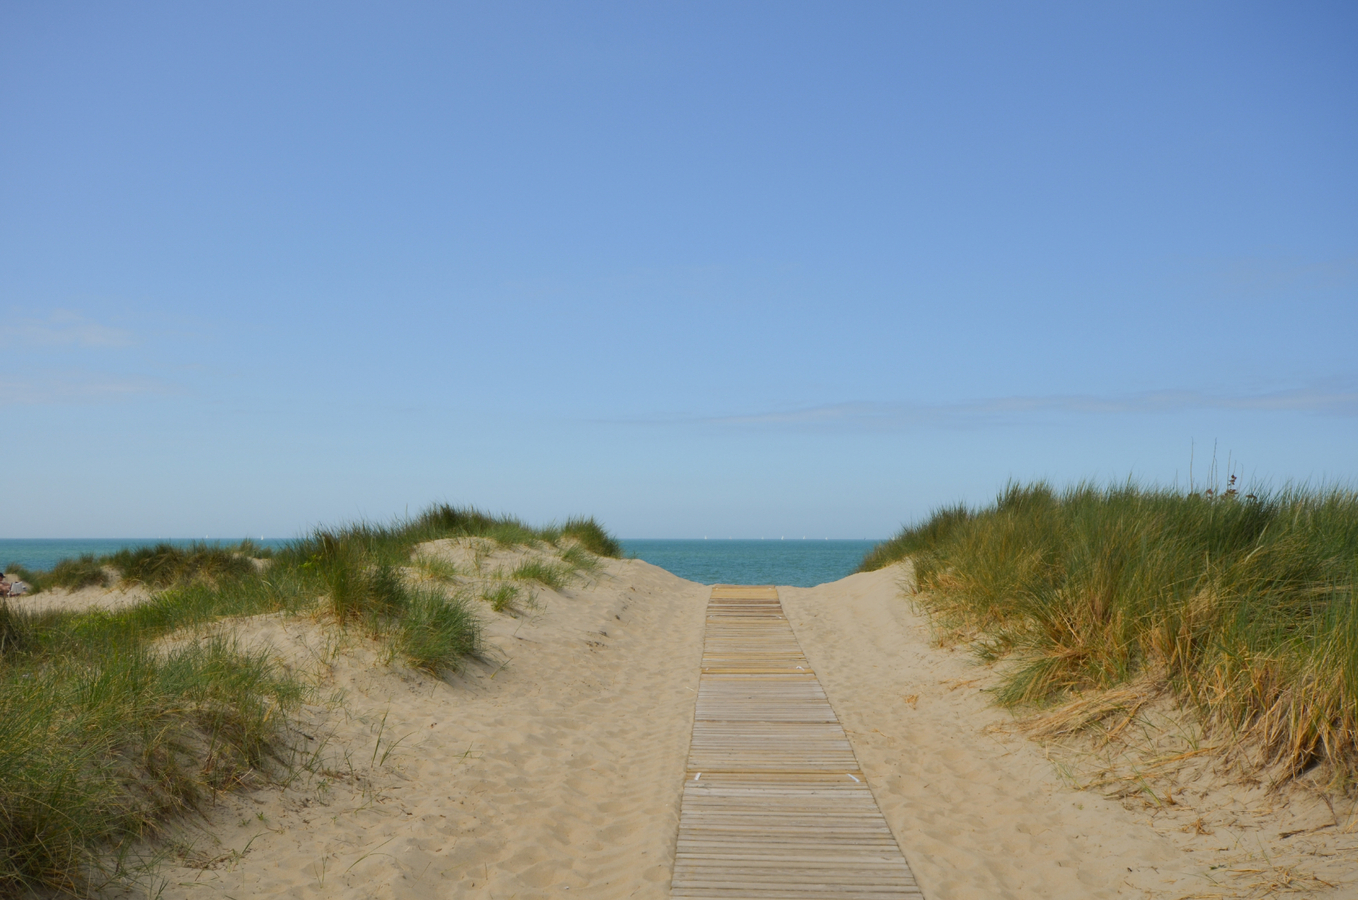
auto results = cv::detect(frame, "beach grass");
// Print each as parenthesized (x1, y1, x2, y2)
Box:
(861, 480, 1358, 783)
(509, 559, 572, 592)
(409, 505, 622, 557)
(480, 583, 521, 612)
(42, 554, 110, 591)
(394, 586, 482, 673)
(557, 516, 624, 558)
(111, 542, 256, 588)
(413, 555, 461, 583)
(559, 543, 603, 575)
(0, 606, 300, 896)
(8, 541, 270, 595)
(0, 503, 622, 895)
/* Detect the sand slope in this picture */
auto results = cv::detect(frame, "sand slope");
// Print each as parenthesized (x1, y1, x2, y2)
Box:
(135, 557, 708, 899)
(781, 565, 1358, 900)
(15, 581, 151, 613)
(95, 558, 1355, 899)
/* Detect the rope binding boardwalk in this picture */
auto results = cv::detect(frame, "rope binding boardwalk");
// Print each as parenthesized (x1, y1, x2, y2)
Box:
(672, 585, 923, 899)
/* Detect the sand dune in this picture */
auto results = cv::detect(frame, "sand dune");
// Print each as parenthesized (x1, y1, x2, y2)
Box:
(94, 558, 1353, 899)
(125, 556, 706, 899)
(783, 567, 1358, 899)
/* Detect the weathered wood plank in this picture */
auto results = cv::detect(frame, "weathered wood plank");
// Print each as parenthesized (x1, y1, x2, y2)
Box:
(672, 586, 924, 899)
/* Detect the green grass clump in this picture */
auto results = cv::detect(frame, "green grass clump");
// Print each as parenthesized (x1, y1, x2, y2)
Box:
(395, 587, 481, 673)
(278, 528, 481, 669)
(11, 540, 269, 595)
(862, 480, 1358, 782)
(858, 503, 971, 573)
(307, 537, 380, 624)
(414, 556, 460, 583)
(509, 559, 571, 592)
(558, 517, 623, 558)
(480, 583, 521, 612)
(110, 542, 255, 588)
(315, 550, 480, 668)
(410, 505, 622, 557)
(65, 570, 315, 655)
(44, 554, 111, 591)
(0, 608, 299, 896)
(412, 504, 545, 547)
(559, 544, 602, 575)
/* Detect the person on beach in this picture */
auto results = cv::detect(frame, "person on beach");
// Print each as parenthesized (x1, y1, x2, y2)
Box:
(0, 571, 28, 597)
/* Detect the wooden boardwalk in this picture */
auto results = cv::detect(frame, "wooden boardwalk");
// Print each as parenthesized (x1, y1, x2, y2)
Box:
(671, 586, 923, 899)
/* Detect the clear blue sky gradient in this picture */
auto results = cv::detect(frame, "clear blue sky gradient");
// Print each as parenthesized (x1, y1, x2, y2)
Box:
(3, 2, 1355, 539)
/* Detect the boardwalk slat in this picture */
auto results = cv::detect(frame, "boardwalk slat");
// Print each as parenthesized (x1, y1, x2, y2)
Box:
(672, 586, 923, 899)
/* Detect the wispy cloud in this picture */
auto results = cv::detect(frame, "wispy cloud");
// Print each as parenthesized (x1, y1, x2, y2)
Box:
(7, 310, 135, 348)
(620, 385, 1358, 432)
(0, 371, 172, 406)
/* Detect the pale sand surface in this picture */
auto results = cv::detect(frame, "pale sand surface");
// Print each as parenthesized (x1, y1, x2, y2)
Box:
(76, 555, 1352, 898)
(113, 554, 710, 899)
(782, 566, 1358, 900)
(15, 581, 151, 613)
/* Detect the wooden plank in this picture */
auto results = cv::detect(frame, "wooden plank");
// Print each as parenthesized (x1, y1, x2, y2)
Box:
(672, 586, 924, 899)
(708, 585, 782, 599)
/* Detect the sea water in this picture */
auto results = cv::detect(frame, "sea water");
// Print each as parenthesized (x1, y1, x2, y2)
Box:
(619, 539, 879, 588)
(2, 537, 881, 589)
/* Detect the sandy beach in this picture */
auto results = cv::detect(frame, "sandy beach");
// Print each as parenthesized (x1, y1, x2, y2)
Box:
(783, 569, 1358, 899)
(59, 554, 1351, 899)
(12, 6, 1353, 897)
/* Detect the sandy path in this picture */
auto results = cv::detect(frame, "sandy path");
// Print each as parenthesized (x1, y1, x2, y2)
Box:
(141, 558, 709, 900)
(105, 557, 1355, 899)
(781, 566, 1208, 900)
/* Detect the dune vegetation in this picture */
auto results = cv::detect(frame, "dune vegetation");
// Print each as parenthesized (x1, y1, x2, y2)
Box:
(3, 541, 266, 595)
(862, 480, 1358, 785)
(0, 506, 620, 897)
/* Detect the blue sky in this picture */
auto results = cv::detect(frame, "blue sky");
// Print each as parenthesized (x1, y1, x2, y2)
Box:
(3, 2, 1355, 539)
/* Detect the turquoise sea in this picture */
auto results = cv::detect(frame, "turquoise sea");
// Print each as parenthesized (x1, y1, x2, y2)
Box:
(619, 539, 879, 587)
(1, 537, 880, 588)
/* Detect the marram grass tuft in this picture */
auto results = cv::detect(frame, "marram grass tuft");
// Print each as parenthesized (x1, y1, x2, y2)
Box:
(862, 480, 1358, 783)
